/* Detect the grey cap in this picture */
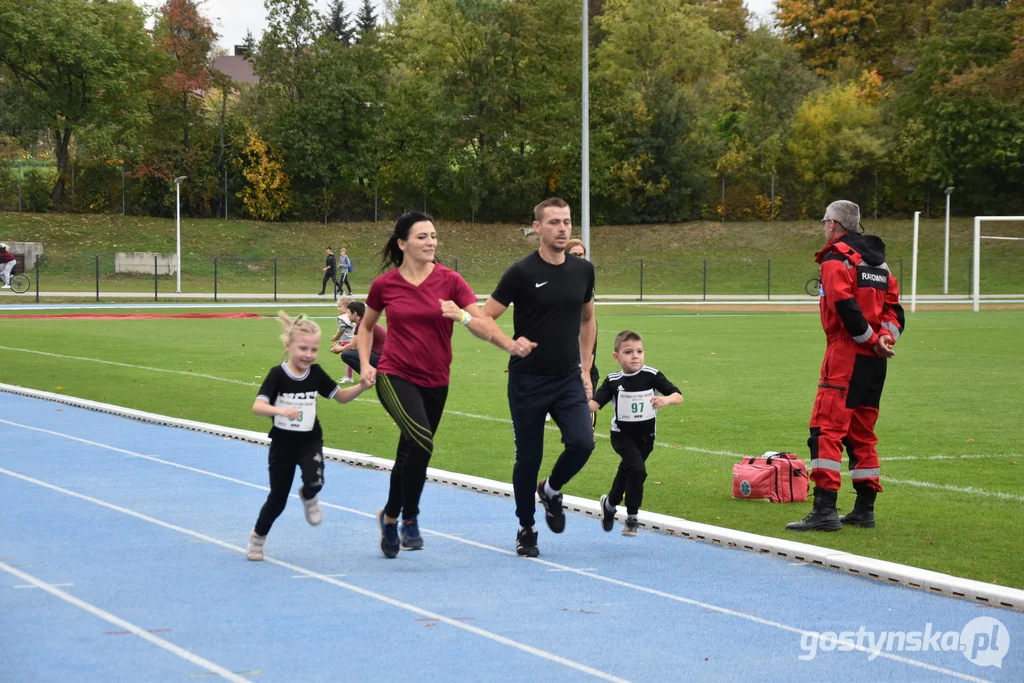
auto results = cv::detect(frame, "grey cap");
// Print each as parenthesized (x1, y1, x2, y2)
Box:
(823, 200, 860, 232)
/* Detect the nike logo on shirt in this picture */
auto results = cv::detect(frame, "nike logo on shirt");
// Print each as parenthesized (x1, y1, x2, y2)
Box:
(535, 281, 548, 288)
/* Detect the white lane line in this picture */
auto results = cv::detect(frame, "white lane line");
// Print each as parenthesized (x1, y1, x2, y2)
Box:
(884, 454, 1021, 462)
(0, 469, 630, 683)
(881, 477, 1024, 503)
(6, 416, 1020, 505)
(0, 560, 249, 682)
(290, 574, 346, 579)
(15, 582, 74, 588)
(0, 428, 995, 682)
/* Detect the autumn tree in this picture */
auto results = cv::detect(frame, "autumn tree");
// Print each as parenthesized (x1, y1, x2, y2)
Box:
(152, 0, 217, 152)
(592, 0, 724, 220)
(776, 0, 885, 77)
(237, 126, 291, 220)
(891, 5, 1024, 212)
(0, 0, 154, 207)
(786, 78, 886, 211)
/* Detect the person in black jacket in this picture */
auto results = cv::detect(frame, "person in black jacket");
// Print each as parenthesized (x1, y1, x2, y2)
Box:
(589, 330, 682, 536)
(318, 247, 338, 296)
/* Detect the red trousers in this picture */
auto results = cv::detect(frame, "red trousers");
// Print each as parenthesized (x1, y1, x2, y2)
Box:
(808, 345, 886, 493)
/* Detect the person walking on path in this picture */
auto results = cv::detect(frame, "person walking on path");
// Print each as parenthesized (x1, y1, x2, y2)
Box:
(318, 247, 338, 296)
(337, 248, 354, 295)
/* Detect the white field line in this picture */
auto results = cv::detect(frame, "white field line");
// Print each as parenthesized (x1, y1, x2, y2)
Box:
(0, 561, 249, 682)
(0, 346, 259, 387)
(0, 468, 627, 683)
(0, 348, 1020, 501)
(0, 457, 990, 682)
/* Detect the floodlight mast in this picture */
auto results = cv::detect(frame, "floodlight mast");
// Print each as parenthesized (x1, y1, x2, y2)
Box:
(581, 0, 590, 260)
(174, 176, 187, 293)
(944, 186, 954, 295)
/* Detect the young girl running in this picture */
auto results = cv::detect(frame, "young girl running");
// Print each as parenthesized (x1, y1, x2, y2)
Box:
(247, 312, 368, 561)
(357, 211, 533, 558)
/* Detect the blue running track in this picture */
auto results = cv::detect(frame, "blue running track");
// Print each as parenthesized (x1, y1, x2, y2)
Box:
(1, 392, 1020, 682)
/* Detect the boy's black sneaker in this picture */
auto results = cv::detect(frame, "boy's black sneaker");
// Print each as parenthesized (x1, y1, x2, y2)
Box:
(622, 516, 640, 536)
(599, 494, 615, 532)
(536, 479, 566, 533)
(516, 528, 539, 558)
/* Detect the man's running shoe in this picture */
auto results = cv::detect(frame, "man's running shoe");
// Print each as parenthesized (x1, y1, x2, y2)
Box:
(599, 494, 615, 532)
(516, 527, 539, 558)
(536, 479, 566, 533)
(622, 516, 640, 536)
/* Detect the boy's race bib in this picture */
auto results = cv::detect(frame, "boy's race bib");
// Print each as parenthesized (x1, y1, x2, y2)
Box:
(616, 389, 656, 422)
(273, 394, 317, 432)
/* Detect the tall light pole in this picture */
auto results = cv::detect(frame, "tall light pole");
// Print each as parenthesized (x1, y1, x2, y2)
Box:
(943, 186, 954, 295)
(911, 211, 920, 313)
(174, 176, 187, 293)
(581, 0, 590, 259)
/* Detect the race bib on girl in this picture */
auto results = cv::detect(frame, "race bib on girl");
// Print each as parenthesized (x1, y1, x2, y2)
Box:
(273, 393, 318, 432)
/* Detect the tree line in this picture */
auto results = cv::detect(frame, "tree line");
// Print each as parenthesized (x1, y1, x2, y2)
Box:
(0, 0, 1021, 224)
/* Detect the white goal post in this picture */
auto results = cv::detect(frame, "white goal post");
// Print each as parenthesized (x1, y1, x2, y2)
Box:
(973, 216, 1024, 312)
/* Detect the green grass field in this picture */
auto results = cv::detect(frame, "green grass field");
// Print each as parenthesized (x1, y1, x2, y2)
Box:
(2, 306, 1021, 588)
(1, 212, 1022, 298)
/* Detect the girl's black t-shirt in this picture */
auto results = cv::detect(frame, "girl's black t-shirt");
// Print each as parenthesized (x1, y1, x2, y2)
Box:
(256, 363, 338, 445)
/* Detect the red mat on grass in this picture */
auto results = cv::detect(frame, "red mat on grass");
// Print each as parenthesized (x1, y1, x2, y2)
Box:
(0, 312, 264, 320)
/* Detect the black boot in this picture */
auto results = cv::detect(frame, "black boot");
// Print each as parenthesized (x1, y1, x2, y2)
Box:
(786, 487, 842, 532)
(839, 484, 877, 528)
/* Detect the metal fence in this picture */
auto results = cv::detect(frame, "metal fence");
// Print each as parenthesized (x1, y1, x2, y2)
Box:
(5, 255, 976, 303)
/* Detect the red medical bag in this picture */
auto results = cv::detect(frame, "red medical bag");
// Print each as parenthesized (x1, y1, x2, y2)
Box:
(731, 452, 809, 503)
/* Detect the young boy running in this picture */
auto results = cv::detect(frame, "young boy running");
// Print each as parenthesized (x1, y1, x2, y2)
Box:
(589, 330, 683, 536)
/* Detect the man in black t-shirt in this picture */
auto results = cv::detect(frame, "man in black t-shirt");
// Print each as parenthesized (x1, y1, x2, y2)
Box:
(481, 197, 597, 558)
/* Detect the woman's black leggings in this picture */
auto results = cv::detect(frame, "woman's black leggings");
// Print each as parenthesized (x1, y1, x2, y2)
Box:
(375, 373, 448, 521)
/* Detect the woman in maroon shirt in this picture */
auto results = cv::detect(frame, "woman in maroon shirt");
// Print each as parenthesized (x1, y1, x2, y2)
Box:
(357, 211, 534, 558)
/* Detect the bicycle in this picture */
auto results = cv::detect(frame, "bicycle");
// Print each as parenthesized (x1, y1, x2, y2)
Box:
(804, 276, 822, 297)
(6, 271, 31, 294)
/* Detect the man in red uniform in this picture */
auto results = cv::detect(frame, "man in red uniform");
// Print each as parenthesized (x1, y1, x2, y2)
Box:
(787, 200, 905, 532)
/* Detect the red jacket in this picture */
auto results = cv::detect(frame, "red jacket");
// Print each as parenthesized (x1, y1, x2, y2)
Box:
(815, 232, 905, 353)
(0, 250, 14, 264)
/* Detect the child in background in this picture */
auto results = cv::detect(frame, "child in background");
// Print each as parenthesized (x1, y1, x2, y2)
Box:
(330, 296, 356, 383)
(247, 311, 367, 561)
(589, 330, 683, 536)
